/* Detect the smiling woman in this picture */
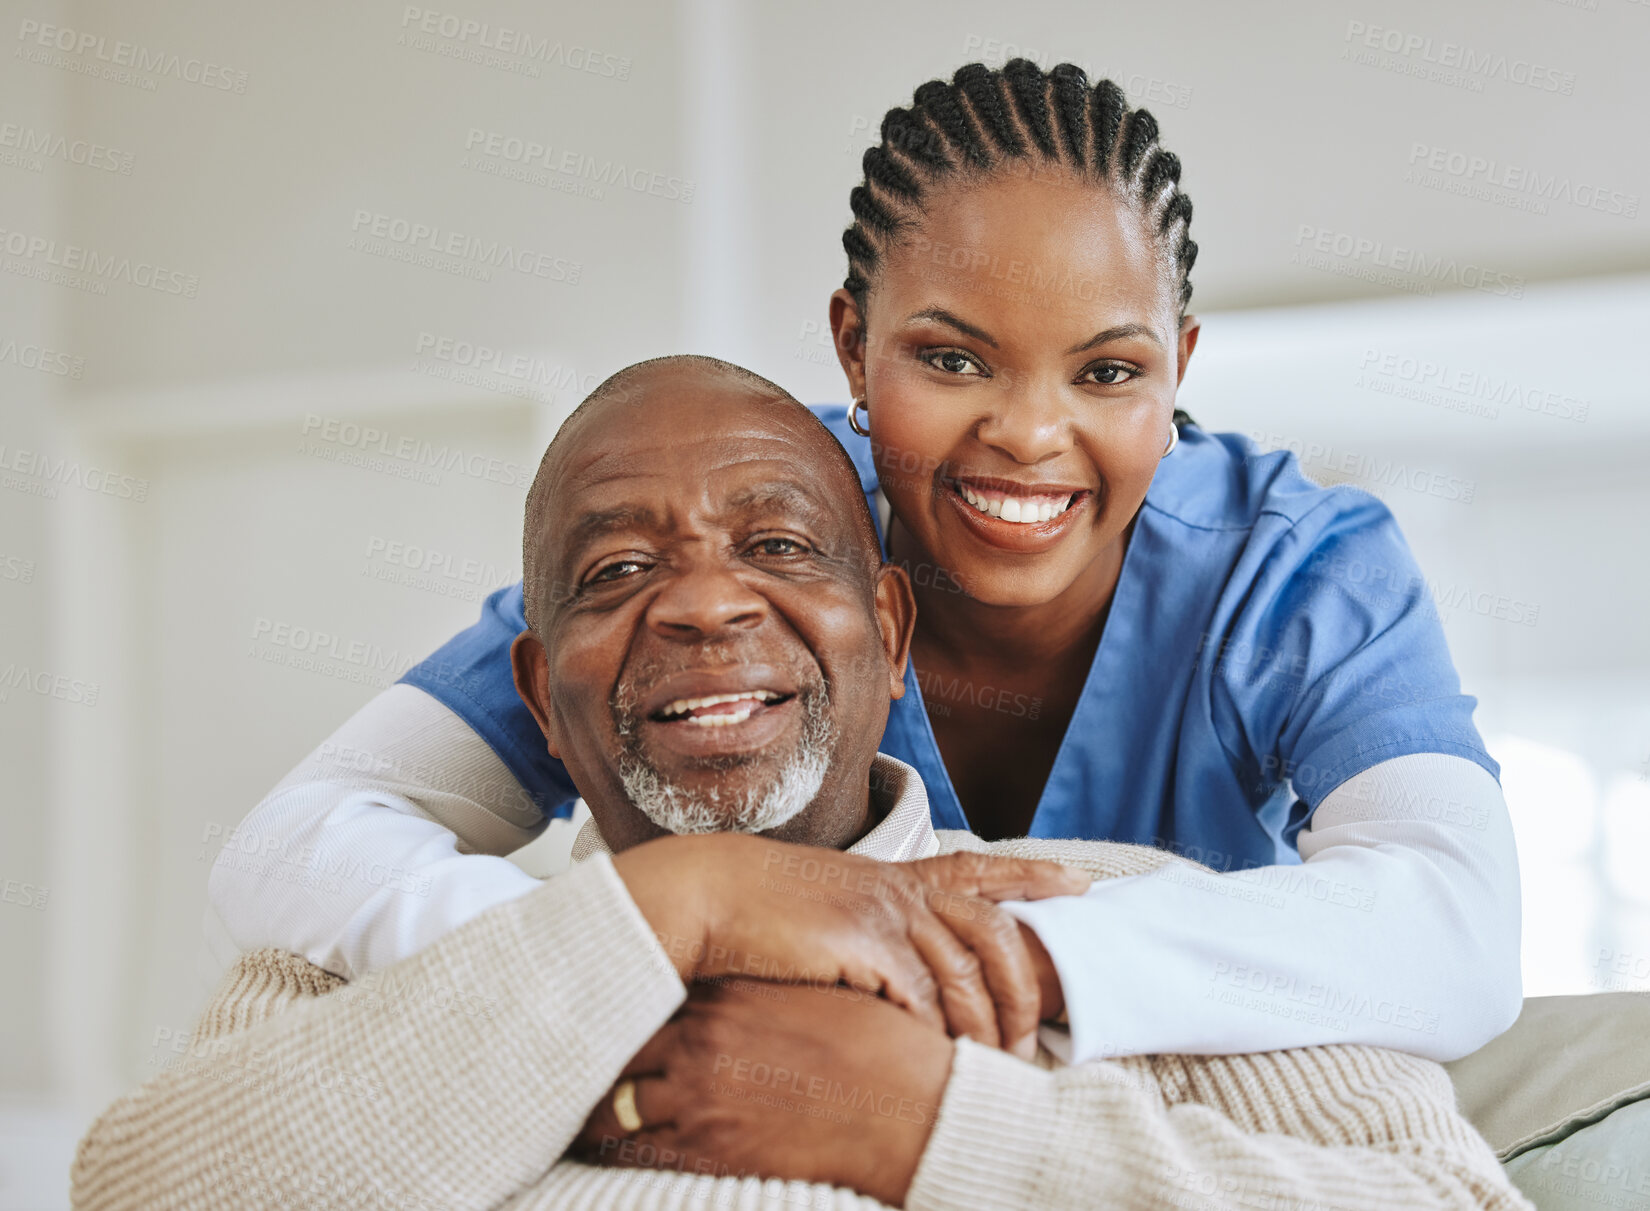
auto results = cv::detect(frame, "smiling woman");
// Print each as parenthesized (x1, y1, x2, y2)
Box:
(209, 59, 1521, 1076)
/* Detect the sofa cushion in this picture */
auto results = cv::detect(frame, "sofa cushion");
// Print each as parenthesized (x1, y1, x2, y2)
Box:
(1444, 991, 1650, 1159)
(1502, 1098, 1650, 1209)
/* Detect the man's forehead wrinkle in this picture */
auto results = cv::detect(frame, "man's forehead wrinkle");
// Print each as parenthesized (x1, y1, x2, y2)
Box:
(563, 465, 825, 529)
(566, 427, 808, 485)
(563, 446, 671, 487)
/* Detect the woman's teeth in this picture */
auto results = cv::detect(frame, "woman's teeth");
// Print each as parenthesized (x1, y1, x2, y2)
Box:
(955, 483, 1074, 525)
(659, 690, 781, 727)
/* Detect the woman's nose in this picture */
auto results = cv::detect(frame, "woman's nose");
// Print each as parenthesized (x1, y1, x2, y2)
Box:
(974, 381, 1075, 464)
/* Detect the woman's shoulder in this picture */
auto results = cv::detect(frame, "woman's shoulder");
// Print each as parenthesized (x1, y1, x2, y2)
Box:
(1145, 426, 1399, 545)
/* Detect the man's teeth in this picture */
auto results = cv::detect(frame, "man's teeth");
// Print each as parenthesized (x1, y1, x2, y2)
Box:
(683, 709, 752, 727)
(956, 483, 1073, 525)
(659, 690, 780, 726)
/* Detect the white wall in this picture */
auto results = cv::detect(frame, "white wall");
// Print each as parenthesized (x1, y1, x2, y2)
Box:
(1, 0, 66, 1106)
(2, 0, 1648, 1204)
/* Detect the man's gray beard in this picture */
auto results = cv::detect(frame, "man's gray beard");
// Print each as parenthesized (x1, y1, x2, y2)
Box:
(613, 684, 833, 836)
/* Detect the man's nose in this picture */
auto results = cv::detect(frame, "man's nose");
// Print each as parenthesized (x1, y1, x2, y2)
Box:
(975, 380, 1075, 464)
(645, 558, 769, 639)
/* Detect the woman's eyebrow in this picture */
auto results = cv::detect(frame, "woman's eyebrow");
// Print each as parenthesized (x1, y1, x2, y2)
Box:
(903, 309, 1161, 355)
(903, 307, 998, 348)
(1067, 323, 1163, 354)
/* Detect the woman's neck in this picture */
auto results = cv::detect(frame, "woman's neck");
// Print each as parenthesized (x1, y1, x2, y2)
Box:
(888, 518, 1128, 671)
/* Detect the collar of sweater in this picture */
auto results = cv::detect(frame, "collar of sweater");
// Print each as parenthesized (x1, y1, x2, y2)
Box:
(568, 753, 941, 864)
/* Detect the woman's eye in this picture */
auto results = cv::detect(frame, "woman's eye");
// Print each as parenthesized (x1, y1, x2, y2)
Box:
(924, 349, 985, 376)
(1084, 364, 1138, 385)
(586, 559, 648, 585)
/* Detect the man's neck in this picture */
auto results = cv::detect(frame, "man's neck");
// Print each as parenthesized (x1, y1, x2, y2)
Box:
(766, 765, 881, 851)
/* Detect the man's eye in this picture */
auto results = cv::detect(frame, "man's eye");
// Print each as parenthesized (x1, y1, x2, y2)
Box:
(749, 537, 808, 557)
(1083, 363, 1138, 385)
(586, 559, 648, 585)
(923, 349, 986, 376)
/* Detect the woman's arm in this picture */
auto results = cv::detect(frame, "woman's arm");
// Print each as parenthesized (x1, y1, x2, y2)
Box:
(208, 683, 556, 980)
(1000, 753, 1523, 1062)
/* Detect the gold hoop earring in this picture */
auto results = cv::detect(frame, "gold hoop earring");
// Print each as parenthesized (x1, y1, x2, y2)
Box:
(849, 396, 871, 437)
(1162, 423, 1179, 458)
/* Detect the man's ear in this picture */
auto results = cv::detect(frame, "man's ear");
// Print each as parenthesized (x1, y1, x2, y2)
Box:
(872, 562, 916, 700)
(829, 288, 868, 400)
(509, 630, 562, 760)
(1175, 314, 1202, 389)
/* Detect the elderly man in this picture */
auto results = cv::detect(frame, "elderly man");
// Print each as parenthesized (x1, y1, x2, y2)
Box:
(72, 357, 1528, 1210)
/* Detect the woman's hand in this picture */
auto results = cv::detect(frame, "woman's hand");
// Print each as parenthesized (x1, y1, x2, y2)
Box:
(612, 835, 1086, 1053)
(574, 978, 955, 1207)
(901, 851, 1070, 1029)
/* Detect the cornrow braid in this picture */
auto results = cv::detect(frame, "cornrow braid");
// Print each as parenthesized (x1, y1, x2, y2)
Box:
(1002, 58, 1057, 158)
(912, 80, 990, 169)
(953, 63, 1024, 158)
(1047, 63, 1092, 169)
(842, 59, 1198, 318)
(1088, 78, 1128, 175)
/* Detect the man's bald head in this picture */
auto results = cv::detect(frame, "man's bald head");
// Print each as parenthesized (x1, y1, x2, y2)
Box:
(521, 354, 880, 635)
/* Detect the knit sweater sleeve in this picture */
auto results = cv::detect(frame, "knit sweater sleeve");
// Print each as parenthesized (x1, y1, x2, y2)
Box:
(899, 833, 1532, 1211)
(905, 1038, 1531, 1211)
(70, 855, 686, 1211)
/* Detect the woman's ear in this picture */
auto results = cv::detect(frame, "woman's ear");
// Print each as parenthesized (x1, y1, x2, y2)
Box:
(829, 288, 869, 400)
(1175, 314, 1202, 389)
(509, 630, 562, 760)
(872, 562, 916, 700)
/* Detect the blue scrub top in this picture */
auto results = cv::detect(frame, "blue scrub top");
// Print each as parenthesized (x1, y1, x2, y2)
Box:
(402, 404, 1498, 872)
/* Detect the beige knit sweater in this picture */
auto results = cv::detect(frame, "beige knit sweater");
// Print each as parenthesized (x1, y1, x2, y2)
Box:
(71, 819, 1531, 1209)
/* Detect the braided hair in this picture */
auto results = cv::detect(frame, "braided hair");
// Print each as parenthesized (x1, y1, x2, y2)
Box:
(843, 59, 1198, 323)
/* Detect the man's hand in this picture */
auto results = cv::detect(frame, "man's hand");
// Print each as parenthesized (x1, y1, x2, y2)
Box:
(612, 837, 1086, 1054)
(574, 978, 955, 1207)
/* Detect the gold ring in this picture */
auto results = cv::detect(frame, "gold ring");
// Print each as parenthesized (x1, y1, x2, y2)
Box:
(613, 1078, 643, 1133)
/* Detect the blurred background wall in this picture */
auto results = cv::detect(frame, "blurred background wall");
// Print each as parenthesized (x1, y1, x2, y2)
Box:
(1, 0, 1646, 1204)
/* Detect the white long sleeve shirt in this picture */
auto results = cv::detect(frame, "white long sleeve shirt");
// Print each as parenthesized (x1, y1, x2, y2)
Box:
(209, 683, 1522, 1062)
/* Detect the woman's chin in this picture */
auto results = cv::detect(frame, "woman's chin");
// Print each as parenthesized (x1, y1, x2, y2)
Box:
(925, 564, 1084, 611)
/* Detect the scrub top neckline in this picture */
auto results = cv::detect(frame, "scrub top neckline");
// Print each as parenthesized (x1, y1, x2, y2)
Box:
(869, 483, 1151, 838)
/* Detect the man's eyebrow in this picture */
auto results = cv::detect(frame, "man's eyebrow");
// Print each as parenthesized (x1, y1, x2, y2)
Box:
(903, 307, 998, 348)
(562, 504, 664, 556)
(724, 479, 833, 522)
(1066, 323, 1163, 354)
